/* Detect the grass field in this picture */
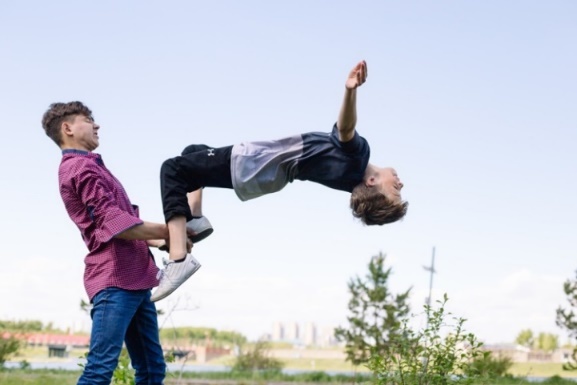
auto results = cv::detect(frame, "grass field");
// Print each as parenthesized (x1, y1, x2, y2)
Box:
(508, 362, 574, 378)
(2, 363, 577, 385)
(212, 355, 576, 377)
(210, 354, 364, 373)
(6, 346, 577, 384)
(0, 370, 79, 385)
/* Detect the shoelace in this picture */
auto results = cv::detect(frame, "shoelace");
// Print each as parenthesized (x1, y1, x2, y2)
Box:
(156, 258, 174, 280)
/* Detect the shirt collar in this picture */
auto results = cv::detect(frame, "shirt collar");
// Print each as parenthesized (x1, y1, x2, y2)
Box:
(62, 149, 90, 155)
(61, 149, 104, 165)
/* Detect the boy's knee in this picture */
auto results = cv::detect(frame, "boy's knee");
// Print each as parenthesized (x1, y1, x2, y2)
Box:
(160, 158, 178, 178)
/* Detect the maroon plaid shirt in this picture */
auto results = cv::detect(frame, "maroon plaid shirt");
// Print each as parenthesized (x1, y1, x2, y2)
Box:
(59, 150, 159, 300)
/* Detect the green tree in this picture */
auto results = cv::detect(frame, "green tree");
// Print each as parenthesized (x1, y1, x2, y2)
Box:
(537, 333, 559, 352)
(556, 271, 577, 370)
(515, 329, 534, 348)
(159, 326, 246, 348)
(334, 252, 411, 366)
(0, 320, 43, 332)
(0, 319, 47, 367)
(0, 336, 20, 367)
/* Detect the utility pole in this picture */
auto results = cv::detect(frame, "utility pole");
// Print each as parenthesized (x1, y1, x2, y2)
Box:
(423, 247, 437, 325)
(420, 247, 437, 371)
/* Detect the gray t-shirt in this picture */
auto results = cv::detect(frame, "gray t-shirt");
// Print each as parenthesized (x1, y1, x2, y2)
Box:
(231, 125, 370, 201)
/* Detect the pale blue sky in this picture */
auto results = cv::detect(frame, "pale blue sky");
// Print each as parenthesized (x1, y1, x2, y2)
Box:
(0, 1, 576, 343)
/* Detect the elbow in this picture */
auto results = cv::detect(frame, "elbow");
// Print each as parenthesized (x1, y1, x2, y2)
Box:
(337, 120, 356, 133)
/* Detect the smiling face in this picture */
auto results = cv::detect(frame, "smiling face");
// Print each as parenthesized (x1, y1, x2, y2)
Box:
(367, 167, 404, 202)
(61, 114, 100, 151)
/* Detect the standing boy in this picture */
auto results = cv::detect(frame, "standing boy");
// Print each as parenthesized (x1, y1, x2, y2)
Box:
(42, 102, 175, 385)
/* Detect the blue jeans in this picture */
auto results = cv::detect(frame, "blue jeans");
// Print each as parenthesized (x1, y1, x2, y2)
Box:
(78, 288, 166, 385)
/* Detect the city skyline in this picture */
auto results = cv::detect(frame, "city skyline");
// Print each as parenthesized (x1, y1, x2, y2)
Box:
(270, 321, 337, 347)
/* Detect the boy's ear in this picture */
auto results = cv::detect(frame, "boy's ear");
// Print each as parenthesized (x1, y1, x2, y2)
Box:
(365, 176, 376, 187)
(62, 121, 73, 136)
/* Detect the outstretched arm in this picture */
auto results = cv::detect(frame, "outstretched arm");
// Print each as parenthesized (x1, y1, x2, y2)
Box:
(337, 60, 368, 142)
(115, 221, 168, 241)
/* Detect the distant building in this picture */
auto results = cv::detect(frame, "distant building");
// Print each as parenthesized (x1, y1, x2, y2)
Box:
(272, 322, 284, 341)
(483, 343, 576, 364)
(302, 322, 317, 346)
(552, 348, 573, 363)
(284, 322, 300, 343)
(483, 343, 532, 362)
(21, 332, 90, 348)
(271, 322, 339, 346)
(1, 332, 90, 359)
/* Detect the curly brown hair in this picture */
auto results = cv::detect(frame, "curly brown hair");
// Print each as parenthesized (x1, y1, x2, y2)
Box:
(350, 184, 408, 225)
(41, 101, 93, 147)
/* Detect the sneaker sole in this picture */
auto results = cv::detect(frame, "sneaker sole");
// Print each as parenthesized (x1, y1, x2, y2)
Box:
(150, 263, 202, 302)
(157, 228, 213, 252)
(189, 228, 214, 244)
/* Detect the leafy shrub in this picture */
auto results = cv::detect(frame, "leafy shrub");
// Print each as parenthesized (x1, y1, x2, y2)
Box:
(0, 336, 20, 367)
(542, 375, 576, 385)
(78, 348, 135, 385)
(464, 351, 513, 378)
(368, 294, 484, 385)
(231, 340, 284, 374)
(111, 349, 135, 385)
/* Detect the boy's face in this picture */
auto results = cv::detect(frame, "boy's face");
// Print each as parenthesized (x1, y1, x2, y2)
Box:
(62, 114, 100, 151)
(373, 167, 404, 202)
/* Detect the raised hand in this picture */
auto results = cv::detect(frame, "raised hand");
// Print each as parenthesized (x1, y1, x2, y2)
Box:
(345, 60, 368, 90)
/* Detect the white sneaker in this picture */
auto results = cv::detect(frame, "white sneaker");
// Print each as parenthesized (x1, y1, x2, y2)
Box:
(186, 216, 214, 243)
(150, 254, 201, 302)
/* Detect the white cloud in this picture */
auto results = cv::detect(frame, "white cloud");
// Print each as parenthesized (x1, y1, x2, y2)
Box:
(443, 269, 568, 344)
(0, 255, 90, 332)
